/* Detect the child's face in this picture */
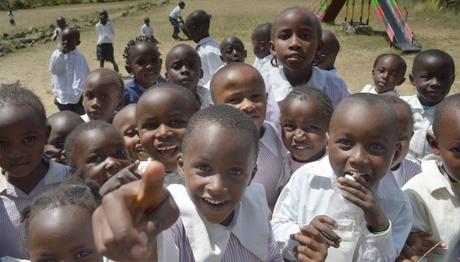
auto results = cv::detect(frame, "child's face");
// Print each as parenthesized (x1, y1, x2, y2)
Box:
(144, 18, 150, 25)
(0, 105, 47, 178)
(113, 106, 149, 162)
(328, 103, 399, 186)
(45, 118, 83, 164)
(56, 18, 66, 29)
(61, 30, 79, 52)
(27, 205, 102, 262)
(372, 56, 405, 94)
(281, 98, 328, 162)
(411, 55, 454, 106)
(221, 40, 247, 63)
(73, 128, 130, 186)
(391, 104, 413, 167)
(125, 42, 162, 88)
(82, 73, 123, 122)
(429, 110, 460, 182)
(251, 37, 268, 59)
(179, 124, 257, 225)
(137, 89, 196, 172)
(99, 13, 108, 24)
(212, 67, 267, 133)
(270, 9, 320, 72)
(165, 47, 202, 92)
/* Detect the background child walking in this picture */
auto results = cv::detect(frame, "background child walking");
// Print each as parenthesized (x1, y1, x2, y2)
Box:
(96, 10, 119, 73)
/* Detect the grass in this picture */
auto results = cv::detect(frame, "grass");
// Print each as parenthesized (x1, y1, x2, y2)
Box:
(0, 0, 459, 114)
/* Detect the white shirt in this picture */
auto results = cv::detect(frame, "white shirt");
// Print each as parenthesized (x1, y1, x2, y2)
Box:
(262, 66, 350, 106)
(196, 85, 212, 109)
(401, 95, 436, 163)
(196, 36, 224, 86)
(392, 158, 421, 188)
(49, 49, 90, 104)
(361, 84, 400, 97)
(169, 5, 182, 19)
(252, 54, 273, 77)
(403, 154, 460, 262)
(140, 24, 154, 37)
(252, 122, 286, 207)
(95, 21, 114, 44)
(80, 114, 90, 122)
(52, 27, 62, 41)
(271, 156, 413, 261)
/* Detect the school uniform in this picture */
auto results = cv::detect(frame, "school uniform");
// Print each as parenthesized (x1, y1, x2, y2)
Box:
(403, 154, 460, 262)
(196, 37, 224, 87)
(169, 5, 182, 38)
(401, 95, 436, 163)
(137, 158, 183, 186)
(49, 48, 89, 114)
(95, 21, 115, 61)
(361, 84, 400, 97)
(391, 158, 421, 188)
(252, 121, 286, 207)
(123, 77, 167, 105)
(271, 156, 413, 261)
(80, 114, 90, 122)
(196, 85, 212, 109)
(0, 161, 71, 258)
(140, 24, 154, 37)
(262, 66, 350, 106)
(163, 183, 283, 261)
(253, 54, 273, 77)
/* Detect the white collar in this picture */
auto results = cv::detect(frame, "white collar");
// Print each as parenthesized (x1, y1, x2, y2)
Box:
(168, 183, 270, 261)
(197, 36, 214, 48)
(259, 121, 282, 157)
(420, 154, 456, 196)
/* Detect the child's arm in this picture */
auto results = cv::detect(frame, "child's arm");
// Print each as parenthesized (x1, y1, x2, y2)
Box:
(92, 161, 179, 261)
(49, 50, 65, 75)
(99, 161, 141, 195)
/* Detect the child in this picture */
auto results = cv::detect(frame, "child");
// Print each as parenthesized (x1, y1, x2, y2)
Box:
(0, 85, 71, 258)
(272, 94, 412, 261)
(265, 7, 350, 105)
(251, 23, 273, 75)
(49, 26, 90, 115)
(140, 17, 154, 38)
(96, 10, 119, 72)
(113, 104, 149, 162)
(185, 10, 224, 86)
(164, 44, 212, 109)
(7, 9, 15, 26)
(316, 29, 340, 74)
(210, 63, 286, 208)
(64, 121, 131, 187)
(19, 182, 103, 262)
(169, 1, 185, 40)
(382, 95, 421, 187)
(136, 84, 200, 185)
(45, 110, 84, 164)
(92, 105, 283, 261)
(81, 68, 124, 123)
(361, 53, 406, 97)
(51, 16, 66, 47)
(122, 35, 166, 105)
(219, 36, 247, 64)
(278, 87, 333, 192)
(402, 49, 455, 163)
(401, 94, 460, 261)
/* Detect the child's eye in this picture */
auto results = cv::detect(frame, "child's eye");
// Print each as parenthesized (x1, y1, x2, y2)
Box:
(116, 149, 128, 158)
(298, 31, 312, 41)
(171, 62, 182, 70)
(85, 93, 95, 100)
(38, 258, 56, 262)
(336, 138, 353, 149)
(277, 30, 291, 40)
(87, 154, 104, 164)
(142, 122, 158, 130)
(227, 168, 243, 177)
(226, 96, 242, 105)
(195, 163, 212, 174)
(137, 59, 147, 66)
(370, 143, 385, 152)
(99, 95, 109, 101)
(23, 136, 37, 144)
(170, 119, 187, 128)
(449, 146, 460, 156)
(125, 128, 137, 137)
(75, 249, 93, 259)
(282, 123, 295, 131)
(250, 93, 263, 101)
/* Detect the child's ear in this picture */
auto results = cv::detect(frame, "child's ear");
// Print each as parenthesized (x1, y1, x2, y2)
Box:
(248, 164, 257, 185)
(45, 124, 51, 142)
(398, 76, 406, 86)
(391, 141, 402, 166)
(269, 40, 276, 56)
(176, 153, 185, 178)
(426, 133, 440, 155)
(409, 74, 414, 85)
(165, 72, 169, 80)
(243, 49, 247, 59)
(316, 39, 325, 56)
(199, 69, 204, 79)
(125, 64, 132, 75)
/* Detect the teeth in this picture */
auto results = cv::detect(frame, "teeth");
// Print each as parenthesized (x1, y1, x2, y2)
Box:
(157, 145, 177, 151)
(203, 198, 226, 205)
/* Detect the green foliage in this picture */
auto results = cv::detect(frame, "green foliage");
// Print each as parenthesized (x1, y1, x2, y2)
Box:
(0, 0, 134, 10)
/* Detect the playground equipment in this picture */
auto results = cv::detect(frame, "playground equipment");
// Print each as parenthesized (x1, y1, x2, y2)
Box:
(316, 0, 421, 52)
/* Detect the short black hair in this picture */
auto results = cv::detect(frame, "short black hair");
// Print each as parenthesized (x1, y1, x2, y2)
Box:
(251, 23, 272, 42)
(62, 26, 80, 41)
(0, 84, 46, 127)
(47, 110, 84, 130)
(219, 36, 245, 54)
(182, 105, 259, 157)
(21, 180, 101, 249)
(433, 93, 460, 136)
(165, 44, 201, 68)
(412, 49, 455, 75)
(185, 10, 211, 31)
(99, 9, 108, 16)
(86, 68, 124, 96)
(373, 53, 407, 75)
(123, 35, 160, 63)
(281, 87, 333, 123)
(272, 7, 322, 42)
(381, 95, 414, 131)
(64, 121, 123, 168)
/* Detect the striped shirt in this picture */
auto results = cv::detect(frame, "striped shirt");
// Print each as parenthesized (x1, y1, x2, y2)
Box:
(392, 159, 422, 188)
(0, 161, 71, 258)
(252, 122, 286, 207)
(262, 66, 350, 106)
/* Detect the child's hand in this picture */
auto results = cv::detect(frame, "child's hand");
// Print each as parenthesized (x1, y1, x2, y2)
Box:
(292, 216, 340, 261)
(337, 175, 389, 232)
(99, 161, 141, 196)
(398, 232, 447, 261)
(92, 161, 179, 261)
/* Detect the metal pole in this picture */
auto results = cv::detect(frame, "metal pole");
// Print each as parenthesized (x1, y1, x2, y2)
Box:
(366, 0, 371, 25)
(360, 0, 365, 23)
(345, 0, 349, 22)
(351, 0, 356, 24)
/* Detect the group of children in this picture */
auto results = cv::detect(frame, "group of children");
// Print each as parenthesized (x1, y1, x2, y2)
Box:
(0, 4, 458, 262)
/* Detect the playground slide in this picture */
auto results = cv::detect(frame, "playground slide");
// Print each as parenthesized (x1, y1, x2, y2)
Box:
(317, 0, 346, 23)
(373, 0, 421, 52)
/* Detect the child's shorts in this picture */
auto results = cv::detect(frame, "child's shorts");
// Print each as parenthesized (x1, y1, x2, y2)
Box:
(97, 43, 114, 61)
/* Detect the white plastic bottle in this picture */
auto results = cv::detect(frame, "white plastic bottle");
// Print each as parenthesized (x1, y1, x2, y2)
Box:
(325, 175, 364, 262)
